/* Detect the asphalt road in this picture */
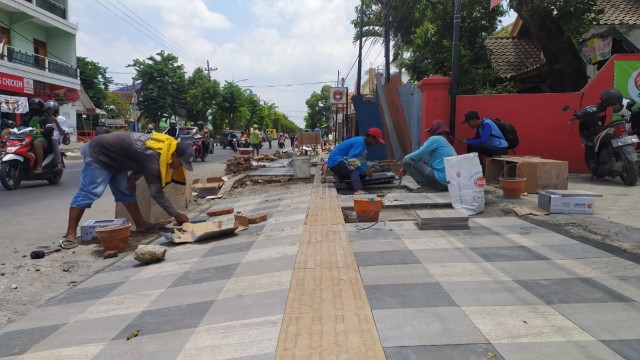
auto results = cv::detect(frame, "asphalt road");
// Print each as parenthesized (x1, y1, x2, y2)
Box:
(0, 141, 287, 264)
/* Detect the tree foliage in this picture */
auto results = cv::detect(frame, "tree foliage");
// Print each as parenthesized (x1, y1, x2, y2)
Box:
(216, 82, 247, 130)
(185, 67, 221, 125)
(304, 85, 332, 129)
(508, 0, 602, 91)
(128, 51, 187, 123)
(77, 56, 112, 109)
(104, 92, 130, 119)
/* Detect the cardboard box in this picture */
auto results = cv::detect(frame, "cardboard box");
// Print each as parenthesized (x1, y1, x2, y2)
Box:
(192, 177, 227, 198)
(538, 190, 601, 214)
(81, 218, 128, 242)
(486, 156, 568, 194)
(163, 214, 249, 243)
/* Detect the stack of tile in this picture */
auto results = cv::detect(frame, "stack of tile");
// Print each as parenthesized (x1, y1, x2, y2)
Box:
(414, 209, 469, 230)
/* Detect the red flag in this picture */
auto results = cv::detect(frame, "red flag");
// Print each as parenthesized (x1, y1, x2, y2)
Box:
(490, 0, 502, 9)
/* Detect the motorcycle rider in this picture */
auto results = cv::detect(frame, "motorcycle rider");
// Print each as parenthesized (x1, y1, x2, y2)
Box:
(41, 100, 64, 171)
(145, 124, 155, 134)
(191, 121, 210, 155)
(24, 99, 63, 173)
(164, 119, 179, 139)
(53, 108, 68, 146)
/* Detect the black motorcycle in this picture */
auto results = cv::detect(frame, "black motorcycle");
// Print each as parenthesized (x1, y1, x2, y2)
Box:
(564, 104, 639, 186)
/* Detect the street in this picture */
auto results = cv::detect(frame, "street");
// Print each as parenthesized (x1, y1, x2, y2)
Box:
(0, 140, 286, 265)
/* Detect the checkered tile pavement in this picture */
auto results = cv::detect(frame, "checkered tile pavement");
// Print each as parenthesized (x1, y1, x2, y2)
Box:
(347, 217, 640, 360)
(0, 185, 312, 360)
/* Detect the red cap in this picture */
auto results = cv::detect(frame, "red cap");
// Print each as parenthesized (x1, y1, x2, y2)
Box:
(367, 127, 385, 144)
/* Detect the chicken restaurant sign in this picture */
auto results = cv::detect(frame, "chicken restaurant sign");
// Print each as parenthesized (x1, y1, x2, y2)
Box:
(0, 72, 34, 94)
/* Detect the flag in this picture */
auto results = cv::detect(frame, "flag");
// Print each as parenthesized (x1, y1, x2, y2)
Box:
(490, 0, 502, 9)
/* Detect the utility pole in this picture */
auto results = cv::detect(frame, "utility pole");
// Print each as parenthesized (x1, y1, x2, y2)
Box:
(449, 0, 462, 137)
(205, 60, 217, 79)
(384, 0, 391, 84)
(356, 0, 364, 95)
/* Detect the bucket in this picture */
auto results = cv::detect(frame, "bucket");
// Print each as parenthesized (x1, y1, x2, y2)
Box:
(499, 163, 527, 199)
(97, 224, 131, 252)
(290, 157, 311, 178)
(354, 198, 383, 222)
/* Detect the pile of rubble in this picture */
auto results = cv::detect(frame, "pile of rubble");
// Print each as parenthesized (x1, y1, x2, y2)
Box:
(225, 154, 280, 176)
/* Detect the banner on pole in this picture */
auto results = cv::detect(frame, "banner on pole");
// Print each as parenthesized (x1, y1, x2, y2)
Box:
(330, 87, 347, 104)
(614, 60, 640, 101)
(0, 94, 28, 113)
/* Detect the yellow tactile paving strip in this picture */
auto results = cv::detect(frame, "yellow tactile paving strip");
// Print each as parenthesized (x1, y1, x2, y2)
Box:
(275, 181, 386, 359)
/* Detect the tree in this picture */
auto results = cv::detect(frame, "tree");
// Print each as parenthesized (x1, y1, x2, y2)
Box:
(77, 56, 112, 109)
(216, 82, 248, 129)
(304, 85, 332, 129)
(352, 0, 505, 94)
(185, 68, 221, 125)
(508, 0, 601, 92)
(104, 92, 130, 119)
(128, 51, 187, 123)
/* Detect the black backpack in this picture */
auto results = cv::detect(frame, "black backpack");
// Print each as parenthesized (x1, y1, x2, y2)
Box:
(490, 118, 519, 150)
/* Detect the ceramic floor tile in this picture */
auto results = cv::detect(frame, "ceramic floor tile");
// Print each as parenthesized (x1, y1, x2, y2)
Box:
(358, 264, 436, 285)
(3, 300, 97, 332)
(491, 260, 580, 280)
(469, 246, 549, 262)
(373, 307, 487, 347)
(177, 315, 282, 360)
(412, 248, 485, 264)
(530, 243, 614, 260)
(0, 324, 65, 358)
(516, 278, 634, 304)
(146, 280, 227, 310)
(350, 239, 408, 253)
(602, 339, 640, 360)
(92, 329, 195, 360)
(131, 259, 200, 280)
(593, 276, 640, 302)
(463, 305, 594, 343)
(556, 258, 640, 278)
(169, 263, 240, 288)
(347, 228, 402, 242)
(384, 344, 503, 360)
(233, 254, 296, 277)
(403, 236, 465, 250)
(504, 232, 579, 247)
(218, 270, 293, 299)
(243, 243, 298, 262)
(495, 341, 624, 360)
(74, 290, 163, 320)
(393, 228, 450, 240)
(553, 302, 640, 340)
(454, 235, 521, 248)
(251, 234, 300, 250)
(201, 289, 288, 326)
(28, 313, 137, 353)
(440, 280, 545, 307)
(107, 272, 183, 297)
(113, 300, 215, 340)
(354, 250, 421, 266)
(365, 283, 457, 310)
(426, 262, 510, 282)
(19, 343, 106, 360)
(202, 240, 255, 258)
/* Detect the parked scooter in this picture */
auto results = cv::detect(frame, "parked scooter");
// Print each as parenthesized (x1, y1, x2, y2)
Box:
(563, 89, 639, 186)
(191, 135, 207, 162)
(0, 126, 64, 190)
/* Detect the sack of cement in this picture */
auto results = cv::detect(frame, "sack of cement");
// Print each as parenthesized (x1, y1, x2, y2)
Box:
(444, 153, 485, 215)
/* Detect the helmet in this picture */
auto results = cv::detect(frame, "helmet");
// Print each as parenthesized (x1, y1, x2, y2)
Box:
(148, 124, 154, 129)
(98, 120, 106, 126)
(7, 120, 16, 129)
(169, 119, 177, 125)
(44, 99, 59, 111)
(600, 88, 623, 107)
(28, 98, 45, 113)
(197, 121, 204, 128)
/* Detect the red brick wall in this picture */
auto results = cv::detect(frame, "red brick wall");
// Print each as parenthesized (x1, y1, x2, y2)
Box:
(418, 54, 640, 173)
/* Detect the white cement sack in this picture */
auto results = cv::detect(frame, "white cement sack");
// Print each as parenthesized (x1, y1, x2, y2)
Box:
(444, 153, 485, 215)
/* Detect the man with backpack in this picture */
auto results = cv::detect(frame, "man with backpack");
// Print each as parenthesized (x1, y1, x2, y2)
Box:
(458, 110, 510, 158)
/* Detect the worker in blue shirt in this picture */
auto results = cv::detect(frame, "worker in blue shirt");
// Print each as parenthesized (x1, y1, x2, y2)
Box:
(457, 110, 508, 158)
(327, 127, 385, 194)
(402, 119, 457, 191)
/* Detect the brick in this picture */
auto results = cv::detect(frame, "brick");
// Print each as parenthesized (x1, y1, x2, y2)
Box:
(206, 207, 234, 217)
(245, 213, 268, 224)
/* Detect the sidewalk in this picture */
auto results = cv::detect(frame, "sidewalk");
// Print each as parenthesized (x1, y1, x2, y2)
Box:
(1, 177, 640, 359)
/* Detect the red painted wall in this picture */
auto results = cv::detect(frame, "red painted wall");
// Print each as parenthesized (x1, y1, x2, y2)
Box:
(418, 54, 640, 173)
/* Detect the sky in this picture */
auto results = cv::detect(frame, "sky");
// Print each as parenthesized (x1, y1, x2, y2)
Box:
(69, 1, 516, 127)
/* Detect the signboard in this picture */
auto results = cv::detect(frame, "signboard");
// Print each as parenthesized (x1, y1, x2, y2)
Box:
(614, 60, 640, 101)
(0, 94, 28, 113)
(330, 87, 347, 104)
(579, 36, 612, 65)
(104, 119, 126, 126)
(0, 72, 34, 94)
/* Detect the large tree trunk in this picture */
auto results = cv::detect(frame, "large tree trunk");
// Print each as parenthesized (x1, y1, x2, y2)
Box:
(512, 0, 588, 92)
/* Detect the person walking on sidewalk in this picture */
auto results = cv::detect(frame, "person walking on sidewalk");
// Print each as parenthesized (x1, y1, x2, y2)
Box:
(266, 131, 273, 149)
(250, 125, 262, 156)
(457, 110, 508, 159)
(327, 127, 385, 195)
(61, 132, 194, 245)
(402, 119, 456, 191)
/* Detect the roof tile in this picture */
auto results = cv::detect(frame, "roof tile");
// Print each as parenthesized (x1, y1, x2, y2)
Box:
(485, 37, 545, 78)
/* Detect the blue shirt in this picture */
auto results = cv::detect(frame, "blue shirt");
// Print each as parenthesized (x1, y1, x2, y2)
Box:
(466, 118, 508, 148)
(406, 135, 456, 185)
(327, 136, 368, 172)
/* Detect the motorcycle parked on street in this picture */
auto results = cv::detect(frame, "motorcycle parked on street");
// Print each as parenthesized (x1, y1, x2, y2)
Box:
(564, 102, 638, 186)
(0, 126, 64, 190)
